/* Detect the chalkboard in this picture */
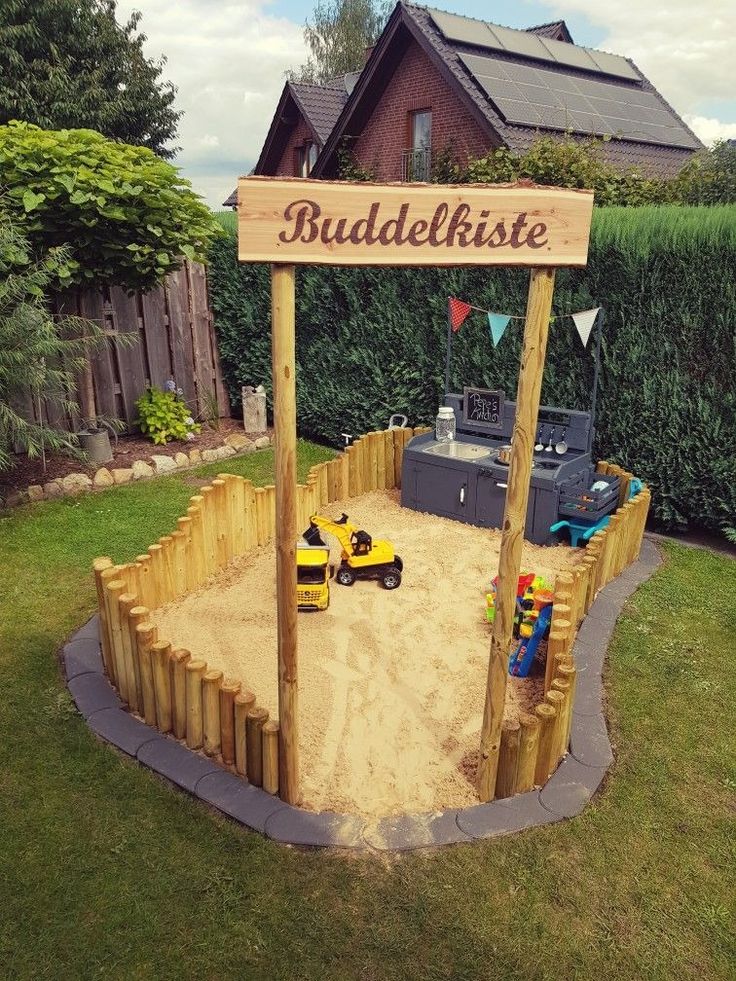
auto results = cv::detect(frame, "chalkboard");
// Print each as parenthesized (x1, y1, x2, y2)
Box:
(462, 387, 504, 430)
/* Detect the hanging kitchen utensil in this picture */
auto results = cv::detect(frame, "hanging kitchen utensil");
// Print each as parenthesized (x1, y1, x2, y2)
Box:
(534, 427, 544, 452)
(545, 426, 556, 452)
(555, 428, 568, 455)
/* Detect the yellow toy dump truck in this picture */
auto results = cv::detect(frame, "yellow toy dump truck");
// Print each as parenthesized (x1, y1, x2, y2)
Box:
(303, 513, 403, 590)
(296, 543, 331, 611)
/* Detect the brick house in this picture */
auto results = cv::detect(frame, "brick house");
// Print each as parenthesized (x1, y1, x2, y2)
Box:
(223, 2, 701, 204)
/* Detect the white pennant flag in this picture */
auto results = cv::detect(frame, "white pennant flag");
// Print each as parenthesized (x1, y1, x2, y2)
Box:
(571, 307, 600, 347)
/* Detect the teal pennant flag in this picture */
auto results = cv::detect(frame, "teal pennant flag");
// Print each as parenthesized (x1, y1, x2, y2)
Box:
(488, 313, 511, 347)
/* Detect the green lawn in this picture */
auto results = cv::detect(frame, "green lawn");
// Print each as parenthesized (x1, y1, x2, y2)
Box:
(1, 442, 734, 980)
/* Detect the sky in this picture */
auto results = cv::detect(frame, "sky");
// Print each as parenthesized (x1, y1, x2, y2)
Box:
(114, 0, 736, 209)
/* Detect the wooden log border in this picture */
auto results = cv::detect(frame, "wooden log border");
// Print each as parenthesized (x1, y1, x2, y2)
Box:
(83, 435, 651, 814)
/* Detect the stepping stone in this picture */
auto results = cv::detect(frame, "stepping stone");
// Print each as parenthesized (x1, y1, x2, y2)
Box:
(88, 707, 157, 757)
(63, 637, 103, 679)
(457, 791, 560, 839)
(68, 672, 121, 717)
(265, 808, 367, 848)
(137, 737, 220, 793)
(71, 615, 100, 642)
(570, 712, 614, 769)
(363, 810, 470, 850)
(539, 756, 608, 818)
(195, 771, 286, 833)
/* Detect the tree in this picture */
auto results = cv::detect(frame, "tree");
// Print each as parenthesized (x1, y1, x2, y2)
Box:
(0, 122, 221, 292)
(289, 0, 389, 83)
(675, 140, 736, 205)
(0, 0, 180, 158)
(0, 211, 108, 471)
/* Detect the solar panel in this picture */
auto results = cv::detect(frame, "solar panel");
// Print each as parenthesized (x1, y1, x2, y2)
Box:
(488, 24, 554, 63)
(454, 48, 700, 149)
(589, 50, 640, 82)
(427, 9, 496, 48)
(540, 37, 600, 74)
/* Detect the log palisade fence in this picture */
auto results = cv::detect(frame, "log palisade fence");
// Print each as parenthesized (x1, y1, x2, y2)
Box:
(91, 429, 649, 805)
(32, 262, 229, 433)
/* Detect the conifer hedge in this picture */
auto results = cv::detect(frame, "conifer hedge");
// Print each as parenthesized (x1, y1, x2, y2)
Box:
(208, 205, 736, 536)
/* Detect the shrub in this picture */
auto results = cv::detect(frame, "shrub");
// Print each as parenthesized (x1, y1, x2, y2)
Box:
(135, 384, 200, 445)
(0, 121, 222, 291)
(208, 206, 736, 538)
(0, 210, 106, 471)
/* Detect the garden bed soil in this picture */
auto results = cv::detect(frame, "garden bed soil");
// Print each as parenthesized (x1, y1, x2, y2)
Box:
(0, 418, 271, 494)
(153, 490, 580, 819)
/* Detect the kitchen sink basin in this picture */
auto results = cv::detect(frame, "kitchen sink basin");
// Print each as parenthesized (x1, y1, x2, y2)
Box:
(424, 441, 491, 461)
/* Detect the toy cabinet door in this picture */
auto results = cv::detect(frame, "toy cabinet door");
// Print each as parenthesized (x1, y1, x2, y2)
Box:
(477, 472, 535, 530)
(414, 462, 471, 519)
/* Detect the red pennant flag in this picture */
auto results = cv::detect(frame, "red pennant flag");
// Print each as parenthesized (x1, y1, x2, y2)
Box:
(448, 297, 472, 332)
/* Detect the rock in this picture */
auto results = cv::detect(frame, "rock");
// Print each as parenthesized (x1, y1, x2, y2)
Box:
(112, 468, 133, 485)
(93, 467, 114, 488)
(44, 480, 64, 498)
(151, 454, 177, 474)
(254, 435, 271, 449)
(224, 432, 254, 452)
(175, 452, 189, 468)
(131, 460, 154, 480)
(188, 448, 202, 464)
(4, 490, 28, 508)
(27, 484, 45, 501)
(61, 472, 92, 494)
(220, 445, 236, 458)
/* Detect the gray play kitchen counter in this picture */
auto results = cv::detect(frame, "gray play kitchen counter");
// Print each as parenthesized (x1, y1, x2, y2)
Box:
(401, 390, 599, 545)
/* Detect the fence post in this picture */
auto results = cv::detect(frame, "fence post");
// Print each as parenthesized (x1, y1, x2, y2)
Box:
(170, 647, 192, 739)
(516, 712, 540, 793)
(185, 659, 206, 749)
(234, 689, 256, 777)
(151, 639, 173, 732)
(246, 706, 269, 788)
(262, 720, 280, 795)
(136, 622, 158, 726)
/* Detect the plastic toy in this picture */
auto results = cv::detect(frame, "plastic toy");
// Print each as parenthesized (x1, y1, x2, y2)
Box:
(486, 571, 551, 637)
(296, 544, 331, 611)
(508, 602, 553, 677)
(303, 513, 403, 589)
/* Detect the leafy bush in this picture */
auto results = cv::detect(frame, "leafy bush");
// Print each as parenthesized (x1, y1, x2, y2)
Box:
(208, 206, 736, 538)
(675, 140, 736, 205)
(0, 121, 222, 291)
(0, 210, 106, 471)
(135, 385, 200, 445)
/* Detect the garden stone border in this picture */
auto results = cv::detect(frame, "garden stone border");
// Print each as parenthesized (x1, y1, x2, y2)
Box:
(2, 432, 272, 509)
(62, 539, 662, 851)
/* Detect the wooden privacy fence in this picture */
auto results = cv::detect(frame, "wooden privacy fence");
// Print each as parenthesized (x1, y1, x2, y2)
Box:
(23, 262, 229, 434)
(90, 433, 649, 805)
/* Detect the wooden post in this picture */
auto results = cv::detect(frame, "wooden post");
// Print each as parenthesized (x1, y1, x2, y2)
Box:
(271, 263, 300, 805)
(185, 659, 206, 749)
(151, 639, 173, 732)
(516, 712, 540, 793)
(170, 648, 192, 739)
(545, 688, 566, 771)
(136, 622, 158, 726)
(234, 689, 255, 777)
(187, 500, 206, 586)
(243, 481, 258, 552)
(230, 476, 247, 557)
(246, 705, 269, 788)
(135, 553, 153, 610)
(477, 267, 555, 801)
(534, 702, 557, 785)
(220, 680, 241, 765)
(92, 558, 114, 676)
(211, 478, 229, 567)
(200, 486, 218, 576)
(495, 720, 521, 799)
(158, 535, 176, 603)
(127, 605, 148, 713)
(262, 720, 280, 795)
(203, 669, 223, 756)
(118, 593, 139, 712)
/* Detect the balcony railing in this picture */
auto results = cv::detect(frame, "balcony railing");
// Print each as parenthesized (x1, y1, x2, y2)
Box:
(401, 148, 432, 182)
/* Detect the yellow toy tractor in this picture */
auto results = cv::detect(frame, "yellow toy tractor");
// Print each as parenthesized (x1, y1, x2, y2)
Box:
(303, 513, 403, 590)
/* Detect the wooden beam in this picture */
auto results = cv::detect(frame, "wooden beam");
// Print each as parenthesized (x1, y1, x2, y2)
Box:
(271, 263, 301, 805)
(476, 266, 556, 802)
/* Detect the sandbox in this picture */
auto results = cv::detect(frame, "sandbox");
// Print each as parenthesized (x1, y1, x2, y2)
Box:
(153, 490, 577, 817)
(90, 427, 649, 829)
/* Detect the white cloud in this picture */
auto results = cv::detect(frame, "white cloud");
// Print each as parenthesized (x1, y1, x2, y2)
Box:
(536, 0, 736, 139)
(685, 116, 736, 146)
(115, 0, 307, 207)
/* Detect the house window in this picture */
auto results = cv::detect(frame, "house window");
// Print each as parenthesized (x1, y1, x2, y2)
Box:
(403, 109, 432, 181)
(297, 141, 318, 177)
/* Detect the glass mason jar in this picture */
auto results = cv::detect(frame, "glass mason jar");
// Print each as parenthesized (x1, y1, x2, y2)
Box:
(435, 406, 456, 442)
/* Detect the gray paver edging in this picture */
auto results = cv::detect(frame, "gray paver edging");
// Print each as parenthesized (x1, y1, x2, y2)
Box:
(62, 538, 662, 851)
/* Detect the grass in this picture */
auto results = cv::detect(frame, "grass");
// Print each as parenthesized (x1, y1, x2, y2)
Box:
(1, 442, 735, 980)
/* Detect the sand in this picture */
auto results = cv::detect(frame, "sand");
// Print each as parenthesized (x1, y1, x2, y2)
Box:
(153, 490, 578, 819)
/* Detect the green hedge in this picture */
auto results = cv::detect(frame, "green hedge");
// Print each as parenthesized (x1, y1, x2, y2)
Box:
(208, 206, 736, 536)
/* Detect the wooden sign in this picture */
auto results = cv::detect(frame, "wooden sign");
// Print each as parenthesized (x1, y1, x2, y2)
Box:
(238, 177, 594, 267)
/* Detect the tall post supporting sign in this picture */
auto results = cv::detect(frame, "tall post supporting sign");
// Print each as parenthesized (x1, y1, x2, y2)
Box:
(238, 176, 593, 805)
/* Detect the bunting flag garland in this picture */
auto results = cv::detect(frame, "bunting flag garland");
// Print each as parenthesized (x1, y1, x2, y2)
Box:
(571, 307, 601, 348)
(448, 297, 472, 332)
(488, 313, 511, 348)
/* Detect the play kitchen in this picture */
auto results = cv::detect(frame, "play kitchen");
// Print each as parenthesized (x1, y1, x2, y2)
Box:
(401, 387, 619, 545)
